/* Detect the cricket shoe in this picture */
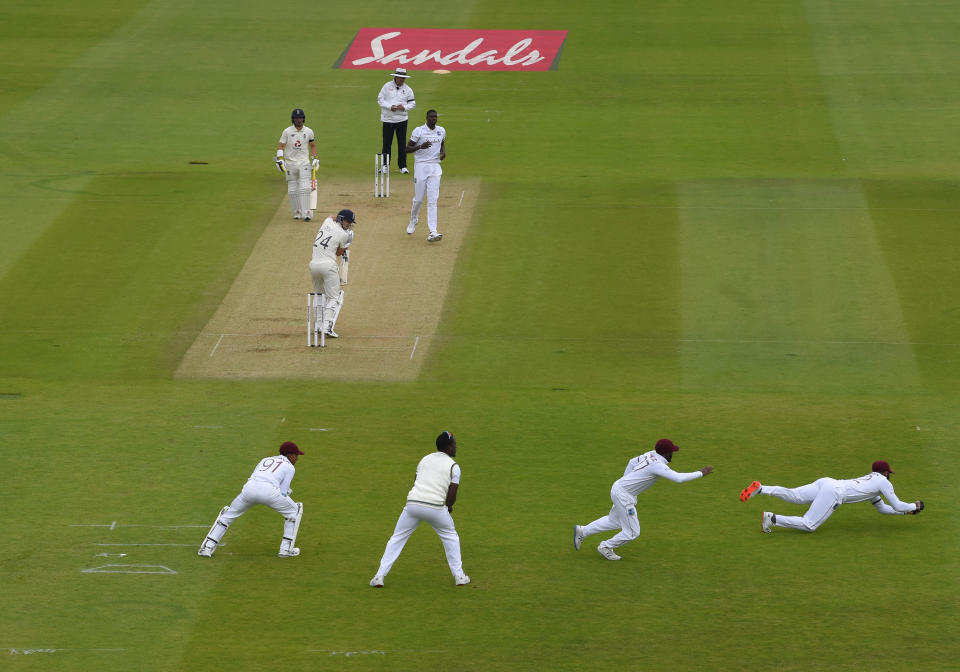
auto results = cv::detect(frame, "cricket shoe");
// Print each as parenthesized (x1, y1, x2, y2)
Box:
(324, 327, 339, 339)
(761, 512, 775, 533)
(597, 545, 621, 561)
(427, 232, 443, 242)
(740, 481, 761, 502)
(278, 547, 301, 557)
(370, 575, 384, 588)
(197, 547, 213, 558)
(380, 164, 389, 174)
(455, 574, 471, 586)
(406, 222, 416, 234)
(294, 210, 302, 220)
(304, 211, 313, 221)
(400, 167, 409, 174)
(573, 525, 585, 550)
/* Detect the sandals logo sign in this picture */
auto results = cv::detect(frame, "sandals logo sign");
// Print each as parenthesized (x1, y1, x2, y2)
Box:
(336, 29, 568, 71)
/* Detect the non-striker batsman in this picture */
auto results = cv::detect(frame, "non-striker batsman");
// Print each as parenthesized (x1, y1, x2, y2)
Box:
(277, 108, 319, 221)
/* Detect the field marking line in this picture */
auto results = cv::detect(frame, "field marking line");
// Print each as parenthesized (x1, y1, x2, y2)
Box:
(96, 543, 195, 547)
(458, 190, 465, 207)
(81, 564, 177, 575)
(309, 427, 333, 431)
(72, 523, 206, 529)
(7, 648, 127, 654)
(209, 333, 225, 357)
(410, 335, 420, 360)
(310, 649, 446, 655)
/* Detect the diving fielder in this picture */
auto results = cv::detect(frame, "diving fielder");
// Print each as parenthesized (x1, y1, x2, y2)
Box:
(740, 460, 924, 533)
(310, 209, 355, 338)
(277, 108, 319, 221)
(406, 109, 445, 242)
(198, 441, 305, 558)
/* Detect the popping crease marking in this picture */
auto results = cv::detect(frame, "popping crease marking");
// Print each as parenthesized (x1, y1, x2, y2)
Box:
(209, 333, 225, 357)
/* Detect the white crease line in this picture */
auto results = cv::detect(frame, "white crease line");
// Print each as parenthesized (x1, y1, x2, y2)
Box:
(410, 335, 420, 360)
(209, 333, 225, 357)
(309, 428, 332, 432)
(458, 190, 465, 207)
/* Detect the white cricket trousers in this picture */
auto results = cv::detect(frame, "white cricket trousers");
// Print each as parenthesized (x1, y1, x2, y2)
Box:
(376, 503, 464, 577)
(223, 481, 299, 520)
(309, 258, 341, 328)
(765, 478, 842, 532)
(581, 484, 641, 549)
(207, 481, 301, 550)
(409, 162, 442, 234)
(285, 162, 311, 216)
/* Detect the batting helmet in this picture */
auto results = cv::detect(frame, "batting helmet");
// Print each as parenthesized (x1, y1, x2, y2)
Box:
(291, 108, 305, 122)
(336, 209, 356, 224)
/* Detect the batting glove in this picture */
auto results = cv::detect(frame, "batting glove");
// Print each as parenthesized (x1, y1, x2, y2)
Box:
(311, 157, 320, 170)
(275, 158, 285, 172)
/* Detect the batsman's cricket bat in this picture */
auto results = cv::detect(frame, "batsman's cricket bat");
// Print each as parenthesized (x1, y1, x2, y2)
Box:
(339, 249, 349, 285)
(309, 167, 318, 210)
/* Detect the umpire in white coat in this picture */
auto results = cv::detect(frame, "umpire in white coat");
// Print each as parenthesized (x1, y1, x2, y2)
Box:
(370, 431, 470, 587)
(377, 67, 415, 173)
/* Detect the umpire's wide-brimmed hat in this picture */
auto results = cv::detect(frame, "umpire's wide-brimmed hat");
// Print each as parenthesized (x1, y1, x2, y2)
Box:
(391, 68, 411, 78)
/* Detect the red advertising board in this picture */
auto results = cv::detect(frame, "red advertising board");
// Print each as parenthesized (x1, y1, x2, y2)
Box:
(336, 28, 568, 72)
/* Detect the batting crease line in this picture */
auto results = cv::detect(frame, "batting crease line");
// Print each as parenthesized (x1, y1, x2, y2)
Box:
(209, 333, 225, 357)
(410, 335, 420, 360)
(458, 190, 465, 207)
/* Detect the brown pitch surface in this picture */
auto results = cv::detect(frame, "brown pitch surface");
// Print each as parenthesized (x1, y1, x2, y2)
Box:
(175, 176, 480, 381)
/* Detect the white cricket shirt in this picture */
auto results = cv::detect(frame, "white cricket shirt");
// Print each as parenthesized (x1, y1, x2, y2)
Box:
(311, 218, 353, 263)
(247, 454, 296, 496)
(409, 124, 446, 164)
(279, 124, 314, 165)
(613, 450, 703, 497)
(838, 472, 916, 511)
(407, 452, 461, 508)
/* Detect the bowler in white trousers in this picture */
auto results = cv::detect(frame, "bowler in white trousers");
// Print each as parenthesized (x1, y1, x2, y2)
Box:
(371, 431, 470, 587)
(406, 109, 446, 242)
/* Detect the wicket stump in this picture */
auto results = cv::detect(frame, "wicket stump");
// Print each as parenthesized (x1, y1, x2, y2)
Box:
(307, 292, 325, 347)
(375, 153, 390, 198)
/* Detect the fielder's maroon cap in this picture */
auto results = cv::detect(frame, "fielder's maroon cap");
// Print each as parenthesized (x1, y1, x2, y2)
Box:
(872, 460, 893, 474)
(655, 438, 679, 456)
(279, 441, 304, 455)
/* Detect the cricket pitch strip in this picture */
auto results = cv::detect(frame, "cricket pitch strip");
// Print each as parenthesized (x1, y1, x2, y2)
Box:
(175, 177, 480, 382)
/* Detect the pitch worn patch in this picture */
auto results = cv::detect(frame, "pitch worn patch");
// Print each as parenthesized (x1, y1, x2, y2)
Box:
(175, 177, 480, 381)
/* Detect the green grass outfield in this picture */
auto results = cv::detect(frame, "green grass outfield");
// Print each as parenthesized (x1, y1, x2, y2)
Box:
(1, 1, 958, 670)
